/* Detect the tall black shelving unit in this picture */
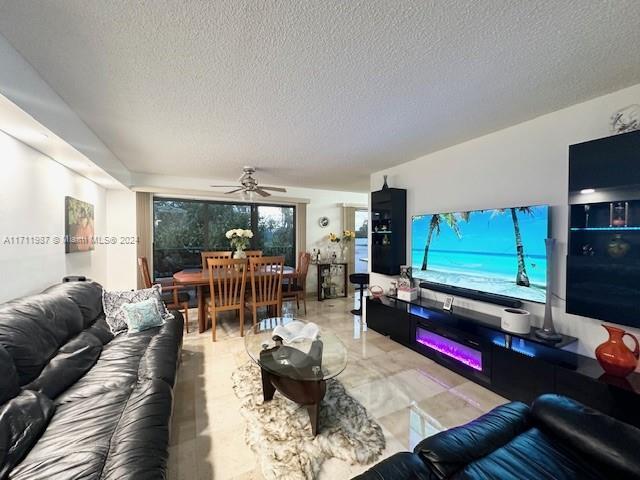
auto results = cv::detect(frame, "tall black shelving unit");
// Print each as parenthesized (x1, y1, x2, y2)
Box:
(567, 130, 640, 327)
(371, 187, 406, 275)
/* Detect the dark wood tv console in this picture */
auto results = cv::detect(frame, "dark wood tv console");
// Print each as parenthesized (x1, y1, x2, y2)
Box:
(367, 295, 640, 428)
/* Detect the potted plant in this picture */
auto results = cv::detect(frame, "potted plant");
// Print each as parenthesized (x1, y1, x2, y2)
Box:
(327, 230, 356, 262)
(225, 229, 254, 259)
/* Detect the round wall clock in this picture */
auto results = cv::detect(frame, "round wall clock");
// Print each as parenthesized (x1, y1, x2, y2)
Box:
(318, 216, 330, 228)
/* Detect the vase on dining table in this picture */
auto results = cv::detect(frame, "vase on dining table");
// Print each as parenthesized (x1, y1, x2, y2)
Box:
(233, 248, 246, 260)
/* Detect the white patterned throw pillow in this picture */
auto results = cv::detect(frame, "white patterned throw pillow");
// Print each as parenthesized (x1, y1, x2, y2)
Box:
(102, 284, 173, 335)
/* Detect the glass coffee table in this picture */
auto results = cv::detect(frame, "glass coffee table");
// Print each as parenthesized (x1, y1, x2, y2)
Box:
(245, 318, 348, 436)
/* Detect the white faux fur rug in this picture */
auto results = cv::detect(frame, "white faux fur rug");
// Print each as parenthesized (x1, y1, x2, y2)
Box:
(231, 362, 385, 480)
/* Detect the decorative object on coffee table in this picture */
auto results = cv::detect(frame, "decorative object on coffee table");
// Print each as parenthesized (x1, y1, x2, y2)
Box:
(596, 324, 639, 377)
(232, 360, 385, 480)
(244, 317, 348, 436)
(535, 238, 562, 342)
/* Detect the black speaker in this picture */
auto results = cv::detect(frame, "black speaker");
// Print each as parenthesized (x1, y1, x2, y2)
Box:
(418, 281, 522, 308)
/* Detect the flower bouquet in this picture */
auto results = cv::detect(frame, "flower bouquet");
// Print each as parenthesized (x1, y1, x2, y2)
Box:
(225, 229, 254, 258)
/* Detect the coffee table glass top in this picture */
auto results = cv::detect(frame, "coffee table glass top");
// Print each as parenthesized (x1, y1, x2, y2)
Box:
(244, 317, 348, 381)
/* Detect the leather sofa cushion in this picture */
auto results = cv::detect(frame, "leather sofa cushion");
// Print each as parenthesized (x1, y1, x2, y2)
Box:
(24, 331, 103, 400)
(531, 394, 640, 480)
(351, 452, 431, 480)
(54, 315, 182, 406)
(10, 380, 173, 480)
(454, 428, 604, 480)
(43, 282, 103, 328)
(0, 346, 19, 405)
(54, 331, 155, 405)
(85, 314, 115, 345)
(138, 313, 184, 387)
(0, 391, 54, 480)
(100, 379, 174, 480)
(9, 387, 134, 479)
(414, 401, 530, 479)
(0, 293, 84, 385)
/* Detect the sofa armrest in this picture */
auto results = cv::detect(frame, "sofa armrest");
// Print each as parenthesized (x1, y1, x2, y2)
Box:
(413, 401, 530, 479)
(351, 452, 432, 480)
(532, 394, 640, 480)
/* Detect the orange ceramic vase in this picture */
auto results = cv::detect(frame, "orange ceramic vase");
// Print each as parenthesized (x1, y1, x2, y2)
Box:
(595, 325, 639, 377)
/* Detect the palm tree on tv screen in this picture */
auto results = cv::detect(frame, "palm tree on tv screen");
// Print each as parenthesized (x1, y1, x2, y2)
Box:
(421, 212, 469, 270)
(510, 207, 533, 287)
(494, 207, 533, 287)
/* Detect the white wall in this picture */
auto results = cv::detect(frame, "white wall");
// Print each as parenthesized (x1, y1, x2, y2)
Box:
(0, 129, 108, 301)
(105, 189, 138, 290)
(370, 83, 640, 359)
(304, 192, 367, 295)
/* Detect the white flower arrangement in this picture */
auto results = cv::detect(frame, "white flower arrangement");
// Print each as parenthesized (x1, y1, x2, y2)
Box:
(225, 229, 254, 239)
(226, 228, 253, 251)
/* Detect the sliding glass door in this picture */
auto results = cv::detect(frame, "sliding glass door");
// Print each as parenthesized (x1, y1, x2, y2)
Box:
(153, 197, 295, 279)
(354, 209, 369, 273)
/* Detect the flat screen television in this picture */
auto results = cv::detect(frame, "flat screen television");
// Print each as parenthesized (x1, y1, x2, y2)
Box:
(412, 205, 549, 303)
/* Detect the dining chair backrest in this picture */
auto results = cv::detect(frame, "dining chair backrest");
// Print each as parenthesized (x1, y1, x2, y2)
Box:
(244, 250, 263, 259)
(249, 256, 284, 304)
(207, 258, 247, 309)
(298, 252, 311, 282)
(201, 251, 232, 270)
(137, 257, 153, 288)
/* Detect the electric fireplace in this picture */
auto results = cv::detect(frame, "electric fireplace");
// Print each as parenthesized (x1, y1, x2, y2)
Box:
(415, 324, 490, 382)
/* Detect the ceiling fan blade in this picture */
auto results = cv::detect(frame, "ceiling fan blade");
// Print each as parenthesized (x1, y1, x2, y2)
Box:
(210, 185, 239, 188)
(225, 188, 244, 194)
(254, 188, 271, 197)
(258, 186, 287, 192)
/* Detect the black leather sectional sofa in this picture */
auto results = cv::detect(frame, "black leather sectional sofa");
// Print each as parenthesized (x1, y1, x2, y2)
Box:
(0, 281, 183, 479)
(354, 394, 640, 480)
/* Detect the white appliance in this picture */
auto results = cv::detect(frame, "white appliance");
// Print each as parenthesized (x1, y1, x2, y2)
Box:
(500, 308, 531, 334)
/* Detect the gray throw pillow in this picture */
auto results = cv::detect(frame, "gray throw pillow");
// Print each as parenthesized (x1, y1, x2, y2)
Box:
(102, 285, 173, 335)
(121, 298, 165, 333)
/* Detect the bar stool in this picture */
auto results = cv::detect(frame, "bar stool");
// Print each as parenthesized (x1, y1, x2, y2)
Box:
(349, 273, 369, 315)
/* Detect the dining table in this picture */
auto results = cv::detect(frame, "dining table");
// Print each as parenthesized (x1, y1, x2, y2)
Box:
(173, 266, 296, 333)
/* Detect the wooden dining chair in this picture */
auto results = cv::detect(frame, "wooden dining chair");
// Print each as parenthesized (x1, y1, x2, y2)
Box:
(137, 257, 190, 333)
(244, 250, 263, 259)
(283, 251, 311, 314)
(247, 256, 284, 329)
(201, 251, 232, 271)
(207, 258, 247, 341)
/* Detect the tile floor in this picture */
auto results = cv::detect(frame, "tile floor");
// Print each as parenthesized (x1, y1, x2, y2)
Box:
(167, 297, 507, 479)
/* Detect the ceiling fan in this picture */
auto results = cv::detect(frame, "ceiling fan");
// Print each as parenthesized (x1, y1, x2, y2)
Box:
(209, 166, 287, 197)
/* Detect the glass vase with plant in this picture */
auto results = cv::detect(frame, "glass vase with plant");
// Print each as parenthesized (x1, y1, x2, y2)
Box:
(327, 230, 356, 262)
(226, 229, 253, 259)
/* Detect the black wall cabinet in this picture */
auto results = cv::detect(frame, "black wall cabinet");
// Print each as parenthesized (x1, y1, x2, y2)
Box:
(371, 188, 406, 275)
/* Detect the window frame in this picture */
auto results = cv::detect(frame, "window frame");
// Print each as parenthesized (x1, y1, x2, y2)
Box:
(152, 196, 297, 279)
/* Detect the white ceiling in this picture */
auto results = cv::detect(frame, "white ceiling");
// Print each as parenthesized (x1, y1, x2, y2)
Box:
(0, 93, 124, 189)
(0, 1, 638, 192)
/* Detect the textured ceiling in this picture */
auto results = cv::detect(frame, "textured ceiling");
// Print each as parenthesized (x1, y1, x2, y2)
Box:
(0, 1, 639, 192)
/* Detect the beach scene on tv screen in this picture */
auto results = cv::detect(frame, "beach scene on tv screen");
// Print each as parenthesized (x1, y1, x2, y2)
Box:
(412, 205, 548, 303)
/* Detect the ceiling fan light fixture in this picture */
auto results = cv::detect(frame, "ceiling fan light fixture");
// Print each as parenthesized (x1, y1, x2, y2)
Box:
(209, 166, 286, 198)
